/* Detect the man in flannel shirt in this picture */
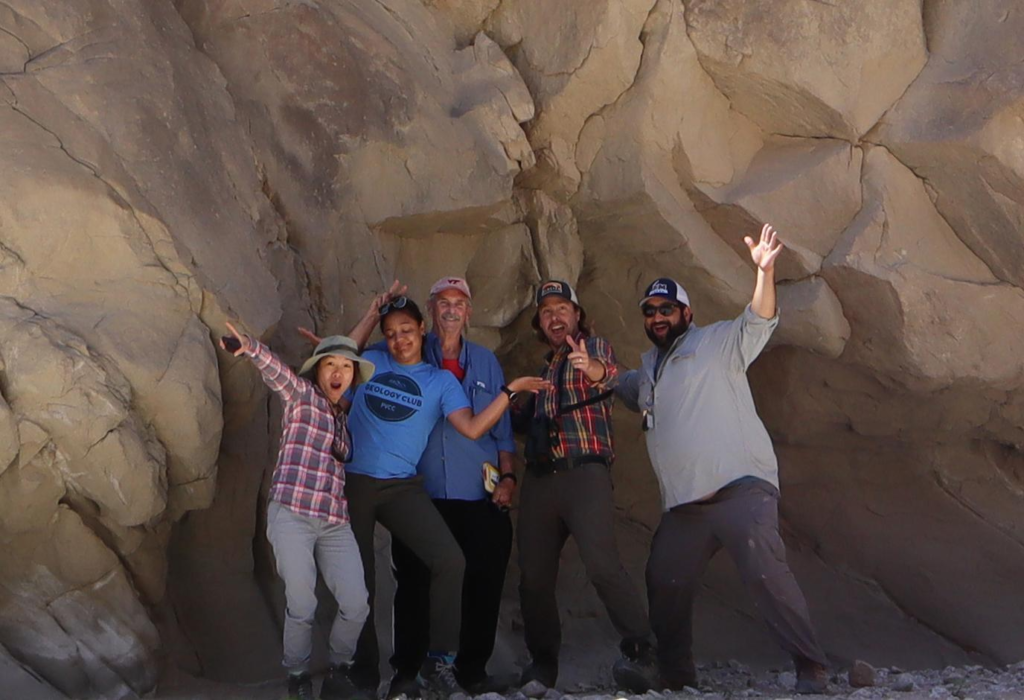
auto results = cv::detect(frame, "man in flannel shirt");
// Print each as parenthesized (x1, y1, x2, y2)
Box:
(221, 323, 373, 700)
(512, 281, 656, 692)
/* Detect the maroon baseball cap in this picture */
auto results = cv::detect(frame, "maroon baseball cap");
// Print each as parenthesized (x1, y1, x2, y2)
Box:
(429, 276, 472, 299)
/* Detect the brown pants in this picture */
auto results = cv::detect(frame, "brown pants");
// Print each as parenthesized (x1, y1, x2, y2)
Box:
(646, 477, 827, 683)
(517, 463, 651, 673)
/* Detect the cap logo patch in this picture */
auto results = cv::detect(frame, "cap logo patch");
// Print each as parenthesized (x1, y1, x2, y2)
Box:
(541, 282, 563, 295)
(650, 282, 669, 295)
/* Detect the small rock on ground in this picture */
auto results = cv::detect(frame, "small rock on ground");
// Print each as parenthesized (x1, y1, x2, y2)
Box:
(849, 660, 877, 688)
(522, 680, 548, 698)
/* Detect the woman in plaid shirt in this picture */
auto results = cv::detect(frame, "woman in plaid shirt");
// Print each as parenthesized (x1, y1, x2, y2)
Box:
(222, 322, 376, 700)
(300, 293, 551, 698)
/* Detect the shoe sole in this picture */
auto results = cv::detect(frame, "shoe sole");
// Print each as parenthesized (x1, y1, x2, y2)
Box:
(795, 681, 828, 695)
(611, 666, 654, 694)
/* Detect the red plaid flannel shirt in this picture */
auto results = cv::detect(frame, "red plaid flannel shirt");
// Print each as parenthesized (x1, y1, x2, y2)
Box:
(536, 333, 619, 461)
(246, 340, 351, 524)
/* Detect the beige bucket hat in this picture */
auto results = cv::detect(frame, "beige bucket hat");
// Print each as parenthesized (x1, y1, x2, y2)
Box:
(298, 335, 376, 384)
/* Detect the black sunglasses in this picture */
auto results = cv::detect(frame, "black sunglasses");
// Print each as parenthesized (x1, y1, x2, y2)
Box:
(378, 296, 409, 316)
(641, 303, 679, 318)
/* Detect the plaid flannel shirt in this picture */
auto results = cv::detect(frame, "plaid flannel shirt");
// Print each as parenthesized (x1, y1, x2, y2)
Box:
(246, 340, 351, 525)
(535, 333, 619, 461)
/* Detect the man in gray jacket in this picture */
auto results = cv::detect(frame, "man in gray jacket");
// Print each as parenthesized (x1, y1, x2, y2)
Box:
(615, 224, 829, 695)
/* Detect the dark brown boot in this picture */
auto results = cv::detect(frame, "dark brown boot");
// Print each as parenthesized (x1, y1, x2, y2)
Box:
(795, 657, 829, 695)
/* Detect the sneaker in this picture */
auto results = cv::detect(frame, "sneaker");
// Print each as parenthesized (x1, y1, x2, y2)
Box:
(794, 658, 829, 695)
(286, 672, 315, 700)
(417, 654, 464, 698)
(612, 641, 658, 694)
(387, 673, 422, 699)
(519, 660, 557, 690)
(322, 663, 369, 700)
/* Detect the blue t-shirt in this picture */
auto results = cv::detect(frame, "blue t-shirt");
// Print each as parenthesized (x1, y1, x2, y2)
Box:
(346, 349, 471, 479)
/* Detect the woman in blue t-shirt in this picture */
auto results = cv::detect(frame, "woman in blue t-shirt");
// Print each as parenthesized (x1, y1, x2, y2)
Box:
(303, 295, 547, 696)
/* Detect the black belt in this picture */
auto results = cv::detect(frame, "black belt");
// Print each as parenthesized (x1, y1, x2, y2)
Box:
(528, 454, 609, 476)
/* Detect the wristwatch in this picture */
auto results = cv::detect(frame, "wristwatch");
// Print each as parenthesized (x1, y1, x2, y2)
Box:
(501, 385, 518, 401)
(499, 472, 518, 486)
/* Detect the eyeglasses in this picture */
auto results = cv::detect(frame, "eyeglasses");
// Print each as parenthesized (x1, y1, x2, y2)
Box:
(379, 296, 409, 316)
(641, 303, 679, 318)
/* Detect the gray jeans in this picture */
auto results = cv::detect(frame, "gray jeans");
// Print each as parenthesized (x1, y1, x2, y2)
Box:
(267, 500, 370, 673)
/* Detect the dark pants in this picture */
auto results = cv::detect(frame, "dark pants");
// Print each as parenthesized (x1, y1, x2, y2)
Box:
(517, 463, 651, 672)
(391, 498, 513, 686)
(646, 478, 828, 684)
(346, 473, 466, 687)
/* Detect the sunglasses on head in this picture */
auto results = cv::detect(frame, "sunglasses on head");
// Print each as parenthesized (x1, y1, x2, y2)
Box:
(641, 303, 679, 318)
(378, 295, 409, 316)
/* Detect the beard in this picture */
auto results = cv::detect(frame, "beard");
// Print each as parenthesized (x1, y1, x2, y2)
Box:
(645, 316, 689, 349)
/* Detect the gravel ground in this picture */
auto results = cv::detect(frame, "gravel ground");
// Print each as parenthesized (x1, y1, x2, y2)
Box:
(156, 661, 1024, 700)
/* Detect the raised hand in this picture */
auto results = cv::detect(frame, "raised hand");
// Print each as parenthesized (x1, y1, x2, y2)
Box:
(566, 335, 591, 372)
(386, 279, 408, 299)
(366, 279, 410, 316)
(744, 223, 785, 272)
(221, 321, 250, 356)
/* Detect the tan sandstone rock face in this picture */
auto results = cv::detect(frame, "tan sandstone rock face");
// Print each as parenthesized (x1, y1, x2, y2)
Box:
(874, 0, 1024, 289)
(683, 0, 928, 140)
(2, 0, 1024, 695)
(178, 0, 535, 334)
(0, 0, 293, 694)
(488, 0, 658, 198)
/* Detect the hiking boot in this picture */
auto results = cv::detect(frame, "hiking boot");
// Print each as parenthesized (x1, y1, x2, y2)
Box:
(386, 673, 422, 699)
(612, 640, 658, 694)
(322, 663, 369, 700)
(417, 654, 464, 698)
(460, 673, 514, 695)
(794, 658, 829, 695)
(519, 660, 558, 690)
(286, 672, 315, 700)
(346, 662, 381, 695)
(660, 660, 699, 691)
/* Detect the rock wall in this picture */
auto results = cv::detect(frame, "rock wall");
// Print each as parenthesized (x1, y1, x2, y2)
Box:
(0, 0, 1022, 696)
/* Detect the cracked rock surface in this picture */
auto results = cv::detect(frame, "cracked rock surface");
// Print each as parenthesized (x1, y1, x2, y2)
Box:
(1, 0, 1023, 697)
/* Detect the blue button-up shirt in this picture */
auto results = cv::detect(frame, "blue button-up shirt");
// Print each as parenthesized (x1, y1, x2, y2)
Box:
(368, 333, 516, 499)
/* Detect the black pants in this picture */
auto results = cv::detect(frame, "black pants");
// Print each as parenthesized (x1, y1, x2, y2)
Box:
(346, 474, 466, 687)
(646, 478, 828, 685)
(517, 463, 651, 673)
(390, 498, 513, 686)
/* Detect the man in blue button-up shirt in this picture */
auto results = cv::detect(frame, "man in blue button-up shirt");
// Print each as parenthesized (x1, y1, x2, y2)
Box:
(382, 277, 517, 696)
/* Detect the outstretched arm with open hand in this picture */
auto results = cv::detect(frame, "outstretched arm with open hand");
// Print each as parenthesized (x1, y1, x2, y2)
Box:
(447, 376, 553, 441)
(745, 223, 784, 319)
